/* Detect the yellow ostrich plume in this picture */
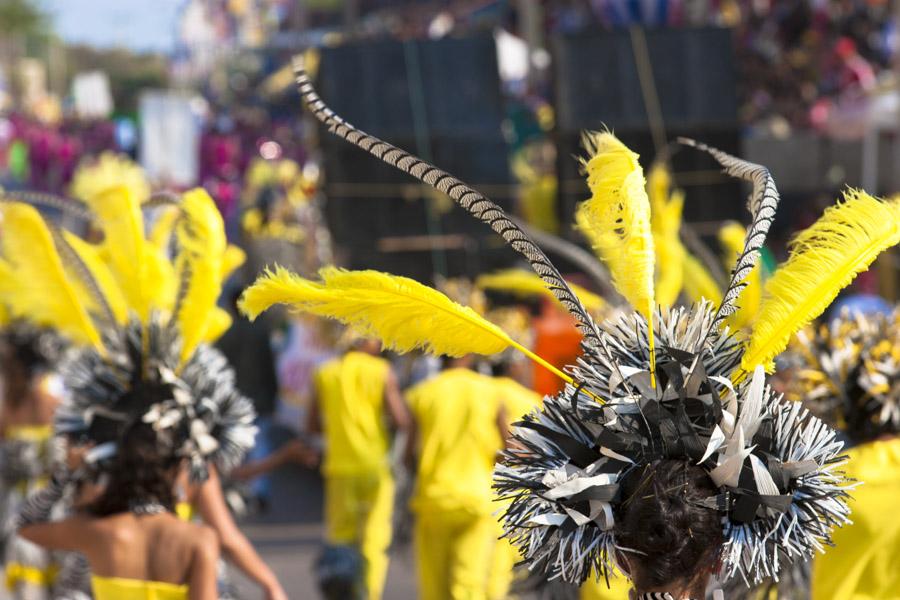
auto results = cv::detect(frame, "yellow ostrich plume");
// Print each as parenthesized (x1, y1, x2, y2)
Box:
(70, 152, 150, 204)
(174, 189, 230, 360)
(475, 269, 605, 312)
(577, 131, 656, 381)
(682, 253, 723, 305)
(148, 205, 180, 252)
(0, 203, 101, 347)
(60, 230, 128, 324)
(222, 245, 246, 280)
(240, 266, 571, 384)
(718, 221, 761, 330)
(83, 185, 152, 320)
(742, 190, 900, 374)
(648, 163, 685, 307)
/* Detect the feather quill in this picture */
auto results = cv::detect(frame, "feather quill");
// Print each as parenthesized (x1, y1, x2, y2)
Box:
(240, 266, 571, 383)
(577, 131, 656, 379)
(742, 190, 900, 373)
(475, 269, 605, 312)
(0, 203, 101, 347)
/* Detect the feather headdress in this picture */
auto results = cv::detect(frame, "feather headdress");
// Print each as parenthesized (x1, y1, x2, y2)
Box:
(288, 65, 867, 587)
(0, 185, 254, 481)
(788, 307, 900, 442)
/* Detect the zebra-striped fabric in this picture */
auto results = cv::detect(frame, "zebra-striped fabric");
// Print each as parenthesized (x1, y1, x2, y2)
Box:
(292, 58, 602, 348)
(678, 138, 779, 336)
(638, 593, 696, 600)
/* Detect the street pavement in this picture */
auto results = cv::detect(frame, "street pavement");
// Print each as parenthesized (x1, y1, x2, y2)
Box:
(232, 462, 419, 599)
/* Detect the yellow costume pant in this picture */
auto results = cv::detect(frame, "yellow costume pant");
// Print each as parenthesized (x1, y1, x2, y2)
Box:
(324, 472, 394, 600)
(415, 508, 496, 600)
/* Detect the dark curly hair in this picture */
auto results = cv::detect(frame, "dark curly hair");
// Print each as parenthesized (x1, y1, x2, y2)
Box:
(614, 459, 723, 595)
(89, 421, 181, 517)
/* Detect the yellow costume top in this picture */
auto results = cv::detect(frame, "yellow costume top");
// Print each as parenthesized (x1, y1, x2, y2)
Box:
(314, 351, 391, 476)
(494, 376, 542, 423)
(811, 437, 900, 600)
(407, 368, 503, 515)
(92, 575, 187, 600)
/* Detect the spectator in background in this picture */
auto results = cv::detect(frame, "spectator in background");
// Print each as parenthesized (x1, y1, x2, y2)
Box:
(309, 337, 408, 600)
(405, 355, 507, 600)
(216, 289, 280, 508)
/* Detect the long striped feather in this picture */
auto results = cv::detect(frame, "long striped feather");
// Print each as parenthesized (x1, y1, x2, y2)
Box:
(679, 138, 779, 335)
(741, 190, 900, 373)
(718, 221, 761, 330)
(292, 61, 601, 348)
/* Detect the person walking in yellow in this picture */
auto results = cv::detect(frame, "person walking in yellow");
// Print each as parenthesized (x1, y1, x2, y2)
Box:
(309, 338, 409, 600)
(406, 356, 508, 600)
(487, 361, 542, 600)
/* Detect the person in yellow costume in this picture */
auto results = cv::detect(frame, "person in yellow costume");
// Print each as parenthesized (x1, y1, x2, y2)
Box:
(406, 355, 508, 600)
(309, 337, 409, 600)
(789, 309, 900, 600)
(487, 357, 542, 600)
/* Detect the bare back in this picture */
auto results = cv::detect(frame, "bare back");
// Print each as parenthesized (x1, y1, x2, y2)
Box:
(86, 512, 217, 584)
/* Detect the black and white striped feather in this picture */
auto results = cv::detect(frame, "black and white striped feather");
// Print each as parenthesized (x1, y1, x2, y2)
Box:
(292, 60, 601, 347)
(678, 138, 779, 335)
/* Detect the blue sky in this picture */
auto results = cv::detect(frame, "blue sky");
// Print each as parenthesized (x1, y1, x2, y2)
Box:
(40, 0, 184, 53)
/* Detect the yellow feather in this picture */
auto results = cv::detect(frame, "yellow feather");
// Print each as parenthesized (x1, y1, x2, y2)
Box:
(70, 152, 150, 203)
(148, 205, 180, 252)
(202, 307, 233, 343)
(144, 246, 178, 314)
(240, 266, 571, 383)
(577, 131, 656, 377)
(241, 266, 511, 356)
(718, 221, 761, 330)
(221, 245, 246, 280)
(475, 269, 606, 312)
(174, 189, 228, 361)
(0, 298, 8, 326)
(682, 253, 723, 305)
(742, 190, 900, 373)
(0, 203, 101, 347)
(649, 166, 686, 308)
(60, 231, 129, 324)
(83, 185, 150, 320)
